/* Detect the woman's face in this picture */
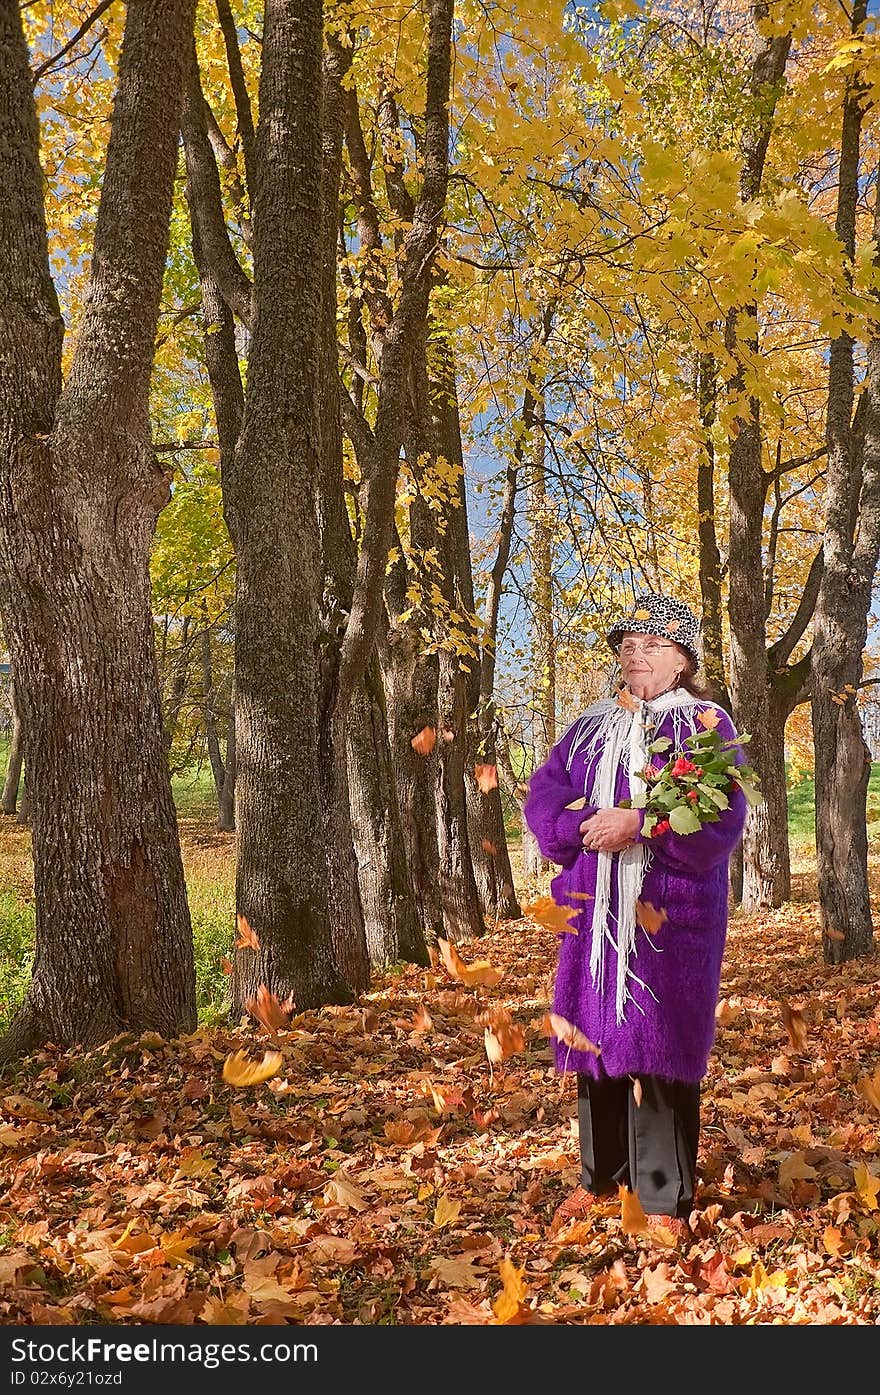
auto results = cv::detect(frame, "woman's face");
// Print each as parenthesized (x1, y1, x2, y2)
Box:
(617, 631, 684, 695)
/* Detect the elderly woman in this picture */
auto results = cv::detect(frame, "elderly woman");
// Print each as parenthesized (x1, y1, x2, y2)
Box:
(524, 592, 747, 1240)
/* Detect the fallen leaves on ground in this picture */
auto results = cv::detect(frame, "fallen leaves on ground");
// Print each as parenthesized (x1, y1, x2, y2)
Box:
(1, 824, 880, 1325)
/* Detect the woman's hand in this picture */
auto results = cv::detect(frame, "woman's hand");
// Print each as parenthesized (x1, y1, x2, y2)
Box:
(579, 807, 642, 853)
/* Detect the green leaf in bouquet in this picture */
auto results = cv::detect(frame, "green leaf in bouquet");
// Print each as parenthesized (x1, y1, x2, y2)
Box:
(629, 790, 647, 808)
(698, 782, 729, 809)
(641, 813, 658, 837)
(669, 804, 702, 835)
(738, 781, 764, 807)
(618, 798, 632, 808)
(649, 737, 673, 752)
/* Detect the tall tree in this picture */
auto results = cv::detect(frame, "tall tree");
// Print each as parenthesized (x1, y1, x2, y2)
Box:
(0, 0, 198, 1058)
(724, 4, 792, 910)
(811, 0, 878, 962)
(227, 0, 351, 1012)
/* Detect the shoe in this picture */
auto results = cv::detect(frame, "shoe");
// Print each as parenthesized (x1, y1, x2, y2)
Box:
(549, 1185, 607, 1234)
(643, 1214, 690, 1244)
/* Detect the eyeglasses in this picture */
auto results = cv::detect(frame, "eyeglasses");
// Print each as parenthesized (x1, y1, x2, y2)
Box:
(618, 640, 676, 658)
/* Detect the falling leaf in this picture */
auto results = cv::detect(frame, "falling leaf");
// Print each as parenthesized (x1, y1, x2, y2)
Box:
(410, 1003, 434, 1034)
(781, 1000, 808, 1051)
(564, 796, 586, 811)
(696, 707, 722, 730)
(633, 608, 652, 620)
(635, 900, 668, 935)
(664, 619, 681, 633)
(523, 896, 580, 935)
(474, 763, 498, 793)
(484, 1023, 525, 1065)
(411, 726, 436, 756)
(220, 956, 233, 976)
(491, 1258, 530, 1324)
(433, 1195, 461, 1229)
(480, 839, 498, 855)
(619, 1185, 648, 1235)
(437, 937, 503, 987)
(857, 1067, 880, 1110)
(715, 998, 741, 1026)
(222, 1049, 283, 1088)
(825, 926, 845, 942)
(632, 1077, 643, 1108)
(235, 913, 260, 951)
(546, 1013, 600, 1055)
(616, 687, 640, 713)
(244, 984, 295, 1032)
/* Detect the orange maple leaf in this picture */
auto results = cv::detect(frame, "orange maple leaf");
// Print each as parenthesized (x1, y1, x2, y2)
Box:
(437, 937, 502, 987)
(484, 1022, 525, 1065)
(411, 726, 436, 756)
(222, 1049, 283, 1087)
(619, 1184, 649, 1235)
(491, 1258, 530, 1324)
(523, 895, 580, 935)
(244, 984, 295, 1033)
(220, 956, 234, 976)
(635, 900, 668, 934)
(474, 763, 498, 793)
(235, 913, 260, 951)
(781, 1000, 808, 1052)
(857, 1067, 880, 1111)
(410, 1003, 433, 1034)
(616, 687, 640, 713)
(696, 707, 722, 730)
(545, 1012, 600, 1055)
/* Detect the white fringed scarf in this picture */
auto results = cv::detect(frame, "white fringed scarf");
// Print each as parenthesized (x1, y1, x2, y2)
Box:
(566, 686, 703, 1025)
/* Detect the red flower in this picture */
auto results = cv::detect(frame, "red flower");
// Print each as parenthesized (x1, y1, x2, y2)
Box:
(642, 763, 660, 781)
(687, 789, 698, 800)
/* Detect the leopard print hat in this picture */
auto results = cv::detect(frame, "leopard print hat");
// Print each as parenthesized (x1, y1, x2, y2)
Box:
(606, 592, 701, 667)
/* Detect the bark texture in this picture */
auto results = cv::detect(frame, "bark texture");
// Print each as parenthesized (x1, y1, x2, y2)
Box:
(0, 0, 198, 1058)
(811, 0, 877, 962)
(725, 9, 792, 910)
(229, 0, 350, 1012)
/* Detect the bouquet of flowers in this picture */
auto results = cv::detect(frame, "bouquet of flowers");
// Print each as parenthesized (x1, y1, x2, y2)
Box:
(620, 717, 763, 838)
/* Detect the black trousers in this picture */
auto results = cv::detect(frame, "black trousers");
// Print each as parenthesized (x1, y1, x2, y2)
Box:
(577, 1073, 700, 1219)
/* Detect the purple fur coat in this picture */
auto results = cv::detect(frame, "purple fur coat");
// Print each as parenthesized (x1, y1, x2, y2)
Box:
(524, 702, 748, 1084)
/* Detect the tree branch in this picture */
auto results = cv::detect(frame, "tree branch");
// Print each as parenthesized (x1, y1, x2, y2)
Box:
(0, 0, 63, 435)
(56, 0, 198, 435)
(215, 0, 256, 197)
(181, 37, 253, 328)
(31, 0, 115, 83)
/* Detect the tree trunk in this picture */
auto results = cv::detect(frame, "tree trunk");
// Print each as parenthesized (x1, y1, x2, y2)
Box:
(218, 679, 236, 833)
(200, 624, 226, 804)
(381, 607, 444, 943)
(0, 0, 198, 1059)
(697, 350, 733, 715)
(725, 11, 791, 910)
(1, 679, 23, 816)
(347, 653, 428, 967)
(315, 34, 369, 993)
(812, 0, 876, 962)
(229, 0, 351, 1013)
